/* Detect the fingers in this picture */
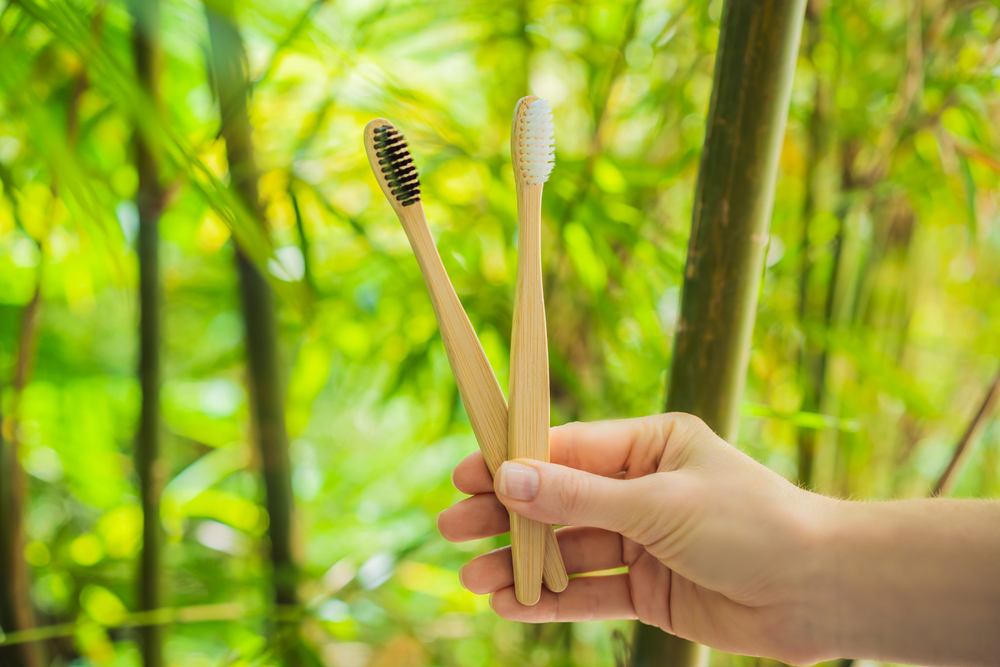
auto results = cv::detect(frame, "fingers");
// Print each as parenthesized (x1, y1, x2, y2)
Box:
(551, 413, 703, 477)
(494, 459, 667, 539)
(452, 451, 494, 495)
(489, 574, 637, 623)
(461, 527, 624, 595)
(437, 494, 508, 542)
(450, 413, 713, 496)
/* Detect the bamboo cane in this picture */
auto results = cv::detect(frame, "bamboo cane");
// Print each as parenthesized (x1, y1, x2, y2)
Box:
(206, 5, 301, 663)
(632, 0, 808, 663)
(129, 0, 165, 664)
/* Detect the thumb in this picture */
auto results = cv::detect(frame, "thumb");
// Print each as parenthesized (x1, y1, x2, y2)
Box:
(494, 459, 658, 537)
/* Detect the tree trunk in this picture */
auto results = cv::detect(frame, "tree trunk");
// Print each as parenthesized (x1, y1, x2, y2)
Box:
(206, 4, 300, 662)
(632, 0, 807, 663)
(130, 0, 164, 664)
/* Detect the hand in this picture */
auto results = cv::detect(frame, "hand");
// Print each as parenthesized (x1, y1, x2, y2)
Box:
(437, 413, 835, 665)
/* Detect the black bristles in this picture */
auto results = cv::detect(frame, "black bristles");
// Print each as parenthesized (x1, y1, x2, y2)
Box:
(373, 125, 421, 206)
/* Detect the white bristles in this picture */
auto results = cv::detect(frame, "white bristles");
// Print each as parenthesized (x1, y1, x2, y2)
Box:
(518, 98, 554, 184)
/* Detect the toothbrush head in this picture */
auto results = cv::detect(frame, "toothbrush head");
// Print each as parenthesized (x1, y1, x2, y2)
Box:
(511, 96, 554, 187)
(364, 119, 421, 209)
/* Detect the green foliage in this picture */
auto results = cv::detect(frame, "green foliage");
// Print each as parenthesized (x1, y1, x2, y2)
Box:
(0, 0, 998, 665)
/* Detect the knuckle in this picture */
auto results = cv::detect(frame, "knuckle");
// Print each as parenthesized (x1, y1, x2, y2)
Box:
(633, 417, 657, 451)
(557, 470, 589, 517)
(626, 416, 670, 474)
(666, 411, 707, 435)
(662, 412, 723, 468)
(558, 421, 584, 468)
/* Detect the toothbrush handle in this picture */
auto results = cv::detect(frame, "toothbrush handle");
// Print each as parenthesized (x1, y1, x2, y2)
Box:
(508, 184, 552, 606)
(397, 204, 568, 596)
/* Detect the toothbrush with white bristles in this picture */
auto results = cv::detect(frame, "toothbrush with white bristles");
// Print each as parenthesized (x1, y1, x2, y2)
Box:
(508, 96, 556, 606)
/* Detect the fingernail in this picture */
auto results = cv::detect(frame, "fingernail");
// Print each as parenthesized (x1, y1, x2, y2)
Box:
(458, 565, 468, 590)
(497, 462, 539, 501)
(488, 591, 496, 610)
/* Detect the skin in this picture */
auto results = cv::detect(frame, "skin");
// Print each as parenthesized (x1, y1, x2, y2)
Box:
(437, 413, 1000, 666)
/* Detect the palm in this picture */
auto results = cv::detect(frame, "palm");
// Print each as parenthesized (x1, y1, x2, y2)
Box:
(623, 537, 674, 628)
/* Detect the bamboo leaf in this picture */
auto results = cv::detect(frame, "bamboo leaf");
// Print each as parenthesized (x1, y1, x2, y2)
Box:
(11, 0, 307, 306)
(741, 401, 861, 432)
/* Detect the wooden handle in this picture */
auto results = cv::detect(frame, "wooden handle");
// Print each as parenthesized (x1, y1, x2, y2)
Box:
(508, 182, 551, 606)
(396, 203, 568, 596)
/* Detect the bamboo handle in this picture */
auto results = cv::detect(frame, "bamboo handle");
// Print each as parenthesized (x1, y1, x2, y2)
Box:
(508, 183, 550, 606)
(396, 204, 568, 596)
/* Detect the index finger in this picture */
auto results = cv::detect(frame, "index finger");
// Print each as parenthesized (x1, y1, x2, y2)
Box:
(551, 413, 695, 478)
(453, 413, 698, 494)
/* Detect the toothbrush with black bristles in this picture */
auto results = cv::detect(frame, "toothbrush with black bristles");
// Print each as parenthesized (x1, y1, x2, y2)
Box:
(363, 119, 568, 599)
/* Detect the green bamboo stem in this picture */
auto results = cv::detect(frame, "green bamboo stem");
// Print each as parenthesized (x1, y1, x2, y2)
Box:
(0, 281, 43, 667)
(0, 90, 61, 666)
(0, 361, 39, 667)
(289, 190, 316, 297)
(206, 5, 300, 663)
(632, 0, 807, 663)
(0, 415, 28, 666)
(0, 602, 248, 647)
(933, 371, 1000, 497)
(795, 0, 830, 489)
(129, 0, 164, 665)
(0, 53, 91, 666)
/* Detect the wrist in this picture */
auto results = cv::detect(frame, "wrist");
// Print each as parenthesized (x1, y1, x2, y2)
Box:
(792, 492, 851, 663)
(806, 498, 1000, 666)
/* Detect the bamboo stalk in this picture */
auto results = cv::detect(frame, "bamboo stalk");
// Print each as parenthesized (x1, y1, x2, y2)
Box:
(0, 244, 45, 667)
(129, 0, 164, 664)
(0, 304, 43, 667)
(0, 42, 95, 662)
(0, 53, 92, 667)
(206, 4, 300, 662)
(0, 603, 248, 647)
(795, 0, 830, 489)
(933, 371, 1000, 497)
(632, 0, 807, 663)
(289, 190, 316, 297)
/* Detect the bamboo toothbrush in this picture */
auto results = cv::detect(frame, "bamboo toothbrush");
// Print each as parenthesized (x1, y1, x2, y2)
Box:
(508, 96, 555, 606)
(363, 119, 568, 596)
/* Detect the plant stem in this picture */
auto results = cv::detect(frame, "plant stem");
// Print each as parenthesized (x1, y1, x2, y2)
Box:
(796, 0, 830, 489)
(933, 371, 1000, 497)
(0, 265, 43, 667)
(129, 0, 164, 664)
(206, 4, 300, 662)
(289, 189, 316, 298)
(0, 333, 39, 667)
(633, 0, 807, 662)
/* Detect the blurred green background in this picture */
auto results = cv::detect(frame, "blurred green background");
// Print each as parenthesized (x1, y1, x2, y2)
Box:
(0, 0, 998, 665)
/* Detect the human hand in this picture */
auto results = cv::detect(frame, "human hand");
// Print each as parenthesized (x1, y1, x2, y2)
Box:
(437, 413, 836, 665)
